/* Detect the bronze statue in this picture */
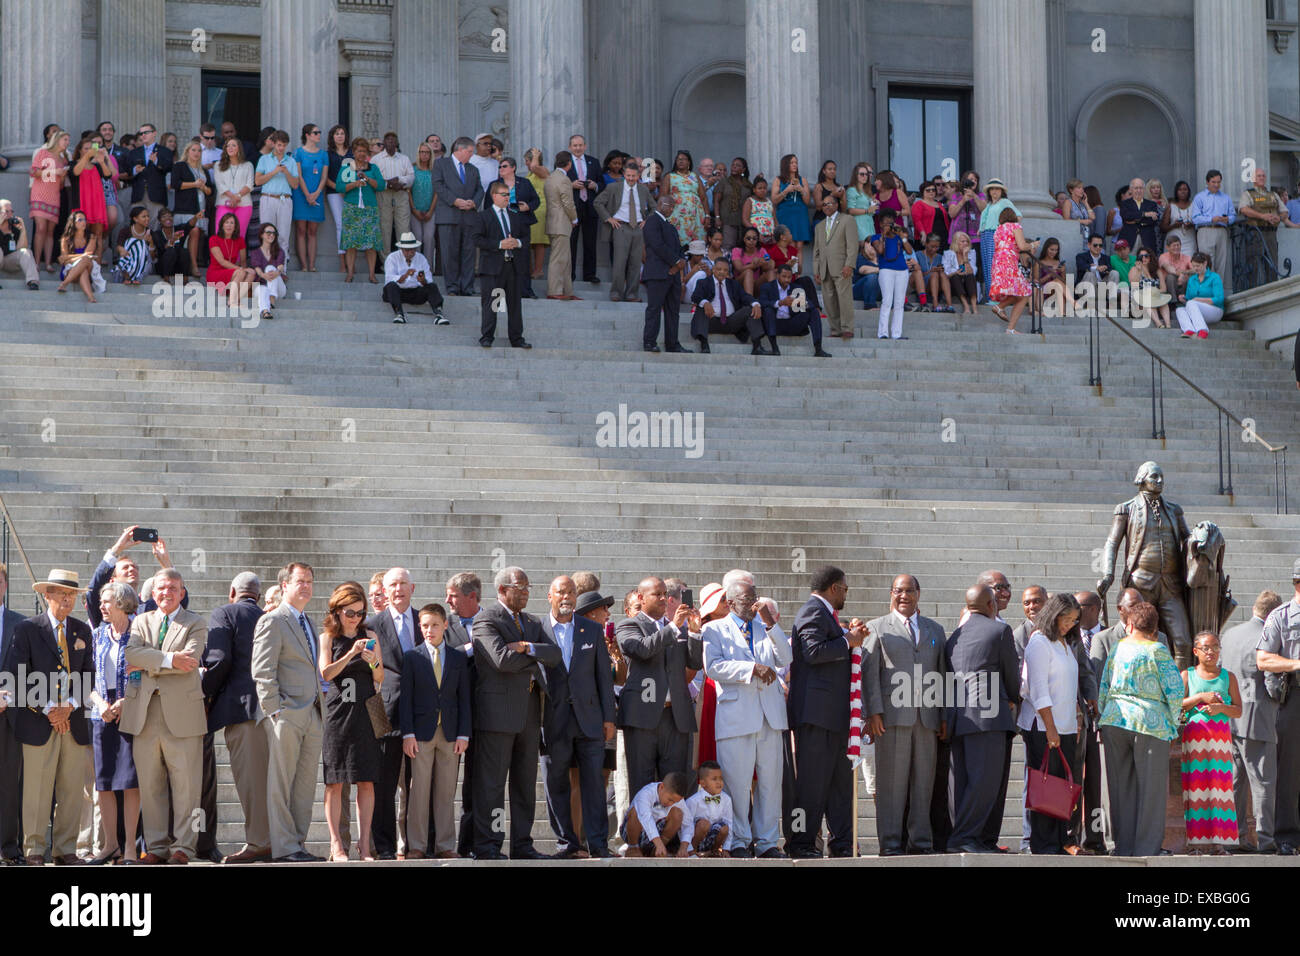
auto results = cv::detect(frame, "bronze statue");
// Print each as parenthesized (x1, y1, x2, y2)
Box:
(1098, 462, 1193, 667)
(1186, 520, 1236, 635)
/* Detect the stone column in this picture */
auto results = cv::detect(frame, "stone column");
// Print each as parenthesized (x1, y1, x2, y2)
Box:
(393, 0, 458, 153)
(1195, 0, 1269, 177)
(509, 0, 586, 157)
(98, 0, 167, 138)
(592, 0, 661, 160)
(972, 0, 1054, 219)
(262, 0, 339, 141)
(0, 0, 82, 154)
(746, 0, 820, 181)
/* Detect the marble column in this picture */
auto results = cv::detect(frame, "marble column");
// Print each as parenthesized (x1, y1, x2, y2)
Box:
(746, 0, 820, 181)
(592, 0, 661, 161)
(509, 0, 586, 157)
(1195, 0, 1269, 177)
(393, 0, 458, 153)
(0, 0, 82, 154)
(98, 0, 167, 139)
(972, 0, 1054, 218)
(262, 0, 339, 141)
(816, 0, 869, 176)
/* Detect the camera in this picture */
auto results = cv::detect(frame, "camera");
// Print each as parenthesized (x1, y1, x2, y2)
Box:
(961, 179, 976, 191)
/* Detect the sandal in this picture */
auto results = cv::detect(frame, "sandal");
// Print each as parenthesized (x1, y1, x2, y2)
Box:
(991, 305, 1008, 322)
(1005, 328, 1021, 334)
(344, 274, 354, 283)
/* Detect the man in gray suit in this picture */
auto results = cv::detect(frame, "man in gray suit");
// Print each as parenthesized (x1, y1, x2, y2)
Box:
(431, 136, 485, 296)
(251, 561, 325, 863)
(1256, 563, 1300, 855)
(0, 563, 26, 864)
(1222, 589, 1284, 852)
(945, 585, 1021, 853)
(444, 571, 483, 857)
(617, 577, 702, 794)
(594, 158, 653, 302)
(864, 573, 947, 855)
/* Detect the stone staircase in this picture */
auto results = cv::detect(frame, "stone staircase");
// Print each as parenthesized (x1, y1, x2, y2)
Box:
(1, 269, 1298, 856)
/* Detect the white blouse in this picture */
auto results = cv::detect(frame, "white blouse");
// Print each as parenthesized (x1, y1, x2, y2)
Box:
(1017, 630, 1079, 733)
(213, 162, 254, 207)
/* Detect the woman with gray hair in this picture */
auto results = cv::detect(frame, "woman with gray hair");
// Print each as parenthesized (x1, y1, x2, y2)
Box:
(89, 580, 141, 864)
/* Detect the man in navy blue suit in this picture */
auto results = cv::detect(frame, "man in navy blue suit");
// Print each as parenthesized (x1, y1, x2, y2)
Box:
(565, 134, 603, 285)
(538, 576, 616, 858)
(123, 123, 173, 226)
(786, 565, 867, 858)
(0, 563, 28, 864)
(202, 572, 269, 863)
(641, 194, 691, 353)
(400, 604, 470, 859)
(944, 585, 1022, 853)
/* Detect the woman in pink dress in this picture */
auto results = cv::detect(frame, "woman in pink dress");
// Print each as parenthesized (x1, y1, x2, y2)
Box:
(988, 207, 1039, 333)
(29, 127, 70, 273)
(71, 135, 112, 249)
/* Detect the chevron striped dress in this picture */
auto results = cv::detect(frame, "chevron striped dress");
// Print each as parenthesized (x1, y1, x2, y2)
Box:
(1180, 668, 1238, 847)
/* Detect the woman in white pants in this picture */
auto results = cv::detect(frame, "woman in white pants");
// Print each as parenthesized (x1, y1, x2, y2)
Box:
(249, 223, 287, 321)
(1174, 252, 1224, 339)
(873, 210, 912, 339)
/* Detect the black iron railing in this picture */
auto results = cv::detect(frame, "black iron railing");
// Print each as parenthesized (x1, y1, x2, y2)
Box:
(1086, 314, 1289, 513)
(0, 494, 42, 614)
(1230, 220, 1293, 293)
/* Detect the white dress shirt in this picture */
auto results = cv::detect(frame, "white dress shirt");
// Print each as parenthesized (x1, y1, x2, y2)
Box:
(383, 250, 434, 288)
(825, 212, 839, 236)
(773, 280, 793, 319)
(372, 150, 414, 188)
(616, 182, 642, 224)
(631, 781, 684, 840)
(1018, 630, 1080, 733)
(682, 787, 733, 850)
(388, 604, 417, 653)
(469, 153, 498, 188)
(711, 277, 732, 318)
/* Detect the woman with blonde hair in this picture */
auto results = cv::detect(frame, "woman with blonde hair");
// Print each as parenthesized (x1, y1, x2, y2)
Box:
(30, 127, 70, 272)
(943, 230, 979, 313)
(319, 581, 384, 862)
(524, 147, 550, 279)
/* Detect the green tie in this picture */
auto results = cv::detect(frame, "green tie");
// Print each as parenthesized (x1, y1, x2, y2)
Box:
(158, 615, 169, 648)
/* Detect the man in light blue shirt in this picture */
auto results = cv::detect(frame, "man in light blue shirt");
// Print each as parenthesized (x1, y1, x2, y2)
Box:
(1191, 169, 1234, 282)
(254, 131, 300, 263)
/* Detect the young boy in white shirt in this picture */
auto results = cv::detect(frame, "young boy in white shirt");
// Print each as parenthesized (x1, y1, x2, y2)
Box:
(684, 761, 732, 857)
(623, 771, 691, 858)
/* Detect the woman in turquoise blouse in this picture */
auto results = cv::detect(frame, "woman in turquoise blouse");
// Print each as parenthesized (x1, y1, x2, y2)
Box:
(409, 142, 437, 263)
(338, 137, 386, 283)
(1097, 600, 1185, 856)
(1174, 251, 1225, 338)
(977, 178, 1017, 303)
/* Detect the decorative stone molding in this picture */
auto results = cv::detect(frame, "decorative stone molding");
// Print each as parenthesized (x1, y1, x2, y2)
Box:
(1073, 81, 1191, 185)
(459, 3, 507, 60)
(359, 84, 383, 138)
(1267, 18, 1296, 52)
(169, 73, 192, 132)
(341, 39, 393, 75)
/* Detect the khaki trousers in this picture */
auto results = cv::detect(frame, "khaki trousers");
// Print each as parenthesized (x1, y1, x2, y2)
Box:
(0, 247, 40, 283)
(224, 719, 271, 850)
(22, 730, 91, 858)
(406, 730, 460, 854)
(133, 694, 203, 858)
(378, 189, 411, 256)
(265, 709, 322, 858)
(547, 233, 573, 296)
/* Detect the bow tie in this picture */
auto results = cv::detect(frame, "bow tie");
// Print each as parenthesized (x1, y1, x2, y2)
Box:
(704, 794, 721, 804)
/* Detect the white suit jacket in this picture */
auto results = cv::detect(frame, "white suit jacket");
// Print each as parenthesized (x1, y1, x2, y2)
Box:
(702, 614, 792, 739)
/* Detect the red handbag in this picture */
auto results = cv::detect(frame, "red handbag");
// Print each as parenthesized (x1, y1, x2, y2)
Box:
(1026, 746, 1082, 821)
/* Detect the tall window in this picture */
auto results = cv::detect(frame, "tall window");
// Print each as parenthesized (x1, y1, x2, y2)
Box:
(887, 86, 971, 190)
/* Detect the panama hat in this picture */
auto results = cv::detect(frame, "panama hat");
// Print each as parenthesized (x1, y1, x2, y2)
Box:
(33, 569, 88, 594)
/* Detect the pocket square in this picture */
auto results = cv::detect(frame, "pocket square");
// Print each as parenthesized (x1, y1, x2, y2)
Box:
(73, 639, 87, 651)
(580, 643, 593, 650)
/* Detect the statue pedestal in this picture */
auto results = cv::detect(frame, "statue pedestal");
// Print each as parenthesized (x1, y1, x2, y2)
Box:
(1165, 736, 1186, 854)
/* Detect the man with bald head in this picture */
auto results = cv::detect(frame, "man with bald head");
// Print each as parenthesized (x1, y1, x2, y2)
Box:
(471, 567, 562, 859)
(864, 574, 947, 855)
(370, 567, 418, 859)
(945, 586, 1020, 853)
(1118, 177, 1159, 252)
(618, 576, 703, 793)
(539, 576, 616, 857)
(1012, 585, 1048, 665)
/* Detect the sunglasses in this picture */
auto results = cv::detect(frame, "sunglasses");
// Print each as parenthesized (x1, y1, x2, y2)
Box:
(340, 608, 365, 619)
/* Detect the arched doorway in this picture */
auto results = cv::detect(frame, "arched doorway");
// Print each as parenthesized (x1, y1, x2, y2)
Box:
(670, 62, 746, 169)
(1075, 84, 1188, 197)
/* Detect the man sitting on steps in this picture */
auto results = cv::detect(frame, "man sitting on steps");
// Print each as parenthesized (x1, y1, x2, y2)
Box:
(382, 232, 446, 326)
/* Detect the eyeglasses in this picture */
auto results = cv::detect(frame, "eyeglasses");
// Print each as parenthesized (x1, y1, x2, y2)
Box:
(340, 608, 365, 619)
(891, 587, 919, 596)
(504, 583, 530, 592)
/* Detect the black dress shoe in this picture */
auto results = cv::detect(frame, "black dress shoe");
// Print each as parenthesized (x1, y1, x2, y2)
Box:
(586, 277, 601, 285)
(768, 338, 781, 355)
(375, 851, 397, 861)
(879, 848, 904, 857)
(511, 847, 551, 860)
(728, 845, 754, 858)
(472, 849, 509, 861)
(88, 848, 123, 866)
(510, 340, 532, 349)
(273, 850, 323, 863)
(814, 347, 832, 357)
(758, 847, 787, 859)
(1277, 842, 1297, 856)
(751, 342, 773, 355)
(199, 848, 224, 864)
(553, 847, 589, 860)
(643, 345, 661, 353)
(789, 848, 823, 859)
(696, 337, 710, 353)
(589, 846, 616, 858)
(479, 339, 493, 348)
(665, 344, 692, 353)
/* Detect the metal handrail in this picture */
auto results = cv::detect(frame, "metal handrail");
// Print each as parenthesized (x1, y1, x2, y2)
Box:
(0, 492, 45, 613)
(1087, 311, 1289, 513)
(1264, 329, 1297, 349)
(1230, 220, 1294, 293)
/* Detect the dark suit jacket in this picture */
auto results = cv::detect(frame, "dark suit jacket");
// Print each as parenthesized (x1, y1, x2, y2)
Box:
(642, 213, 684, 282)
(1074, 250, 1111, 284)
(788, 596, 850, 734)
(371, 606, 420, 734)
(431, 156, 484, 226)
(540, 616, 615, 743)
(945, 614, 1020, 735)
(1118, 197, 1159, 251)
(0, 606, 25, 729)
(482, 176, 540, 228)
(565, 153, 604, 210)
(758, 277, 800, 310)
(472, 205, 531, 277)
(124, 144, 174, 204)
(201, 597, 265, 730)
(472, 603, 562, 735)
(399, 640, 471, 743)
(11, 614, 95, 746)
(690, 275, 757, 316)
(616, 612, 702, 733)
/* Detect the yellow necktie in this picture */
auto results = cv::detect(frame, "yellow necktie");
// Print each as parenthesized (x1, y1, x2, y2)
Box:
(432, 643, 442, 686)
(55, 622, 68, 671)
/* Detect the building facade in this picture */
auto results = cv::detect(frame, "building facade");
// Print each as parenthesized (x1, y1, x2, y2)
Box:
(1, 0, 1298, 213)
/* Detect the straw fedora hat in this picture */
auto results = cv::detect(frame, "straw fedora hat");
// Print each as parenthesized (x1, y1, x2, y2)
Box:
(33, 569, 88, 594)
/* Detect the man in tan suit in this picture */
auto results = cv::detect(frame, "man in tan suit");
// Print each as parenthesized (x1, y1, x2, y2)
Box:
(251, 561, 326, 862)
(594, 158, 653, 302)
(122, 567, 207, 864)
(545, 150, 579, 300)
(812, 194, 860, 339)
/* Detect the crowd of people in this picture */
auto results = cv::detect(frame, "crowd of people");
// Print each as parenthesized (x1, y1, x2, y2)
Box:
(7, 115, 1297, 345)
(2, 525, 1299, 865)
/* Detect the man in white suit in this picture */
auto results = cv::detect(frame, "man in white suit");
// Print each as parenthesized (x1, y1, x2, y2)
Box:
(701, 579, 792, 859)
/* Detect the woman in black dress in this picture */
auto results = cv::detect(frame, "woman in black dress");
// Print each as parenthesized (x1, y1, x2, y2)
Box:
(319, 580, 384, 861)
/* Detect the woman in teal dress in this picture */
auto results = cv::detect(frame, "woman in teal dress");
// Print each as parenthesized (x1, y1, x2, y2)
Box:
(338, 137, 386, 283)
(773, 153, 813, 256)
(292, 123, 329, 271)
